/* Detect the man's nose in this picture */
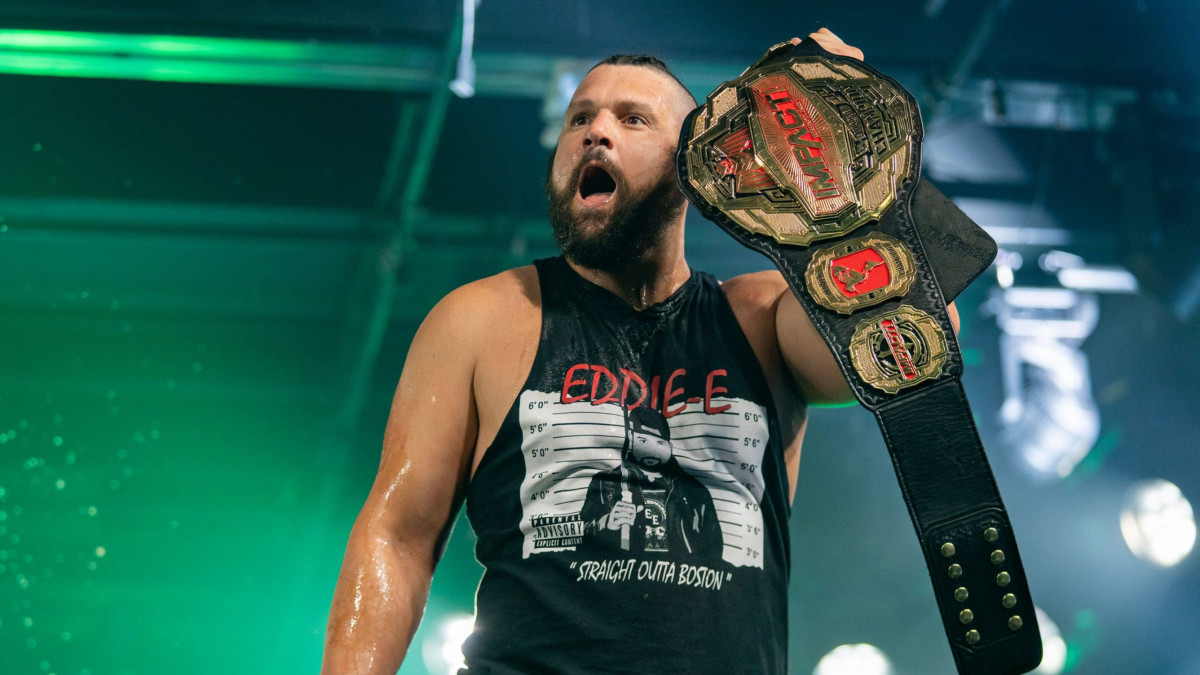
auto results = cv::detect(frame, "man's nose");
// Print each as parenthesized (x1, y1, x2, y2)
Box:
(583, 112, 616, 149)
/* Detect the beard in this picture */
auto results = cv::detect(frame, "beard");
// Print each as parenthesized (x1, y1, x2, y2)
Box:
(546, 148, 687, 272)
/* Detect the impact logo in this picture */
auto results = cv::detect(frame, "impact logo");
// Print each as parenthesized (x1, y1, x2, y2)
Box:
(849, 306, 949, 393)
(757, 85, 840, 199)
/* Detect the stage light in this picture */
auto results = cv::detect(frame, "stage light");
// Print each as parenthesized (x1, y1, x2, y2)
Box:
(449, 0, 482, 98)
(1032, 608, 1066, 675)
(813, 643, 894, 675)
(1120, 479, 1196, 567)
(993, 284, 1101, 480)
(422, 614, 475, 675)
(1041, 251, 1139, 294)
(540, 66, 584, 149)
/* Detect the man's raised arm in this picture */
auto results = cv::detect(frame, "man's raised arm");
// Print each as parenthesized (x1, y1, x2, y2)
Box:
(321, 287, 482, 675)
(767, 29, 958, 407)
(776, 291, 960, 406)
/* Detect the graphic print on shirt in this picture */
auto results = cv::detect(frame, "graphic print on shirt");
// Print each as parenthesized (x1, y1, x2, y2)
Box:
(518, 363, 769, 574)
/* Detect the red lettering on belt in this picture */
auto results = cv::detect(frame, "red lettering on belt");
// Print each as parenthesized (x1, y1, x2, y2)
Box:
(881, 319, 918, 380)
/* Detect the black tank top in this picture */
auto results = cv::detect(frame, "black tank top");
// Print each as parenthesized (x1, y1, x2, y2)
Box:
(463, 256, 790, 674)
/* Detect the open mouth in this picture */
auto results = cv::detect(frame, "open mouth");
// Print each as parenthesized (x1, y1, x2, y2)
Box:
(577, 164, 617, 205)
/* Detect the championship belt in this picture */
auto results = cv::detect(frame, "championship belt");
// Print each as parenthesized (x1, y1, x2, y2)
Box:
(676, 39, 1042, 675)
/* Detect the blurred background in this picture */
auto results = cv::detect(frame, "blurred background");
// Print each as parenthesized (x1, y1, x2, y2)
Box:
(1, 1, 1198, 673)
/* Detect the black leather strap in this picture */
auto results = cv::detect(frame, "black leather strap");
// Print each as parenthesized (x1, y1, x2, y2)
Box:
(877, 381, 1041, 675)
(676, 39, 1041, 675)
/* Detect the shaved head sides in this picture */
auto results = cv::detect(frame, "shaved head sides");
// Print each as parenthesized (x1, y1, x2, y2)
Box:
(589, 54, 697, 118)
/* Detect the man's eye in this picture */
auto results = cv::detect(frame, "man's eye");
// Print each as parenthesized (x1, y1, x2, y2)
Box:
(626, 115, 646, 125)
(571, 114, 589, 126)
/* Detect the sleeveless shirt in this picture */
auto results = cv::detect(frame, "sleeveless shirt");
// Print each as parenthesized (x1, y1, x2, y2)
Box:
(463, 256, 790, 674)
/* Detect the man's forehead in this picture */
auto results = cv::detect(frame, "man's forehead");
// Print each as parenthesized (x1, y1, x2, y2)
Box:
(569, 64, 693, 115)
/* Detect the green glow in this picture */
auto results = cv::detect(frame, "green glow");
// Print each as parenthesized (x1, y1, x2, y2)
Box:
(0, 31, 110, 50)
(1073, 427, 1121, 477)
(0, 29, 390, 62)
(810, 399, 860, 409)
(0, 29, 435, 90)
(1061, 608, 1101, 672)
(139, 39, 221, 55)
(0, 54, 92, 74)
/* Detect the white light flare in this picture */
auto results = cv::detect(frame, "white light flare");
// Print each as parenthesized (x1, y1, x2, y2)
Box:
(1120, 479, 1196, 567)
(813, 643, 894, 675)
(1032, 608, 1067, 675)
(422, 614, 475, 675)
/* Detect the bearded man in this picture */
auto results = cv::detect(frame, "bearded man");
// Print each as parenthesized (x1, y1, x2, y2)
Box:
(321, 29, 958, 675)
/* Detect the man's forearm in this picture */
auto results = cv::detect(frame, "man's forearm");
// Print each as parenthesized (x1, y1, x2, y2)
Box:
(321, 526, 434, 675)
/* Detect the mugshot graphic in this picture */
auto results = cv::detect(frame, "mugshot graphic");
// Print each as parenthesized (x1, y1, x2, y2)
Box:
(516, 370, 769, 570)
(578, 407, 723, 563)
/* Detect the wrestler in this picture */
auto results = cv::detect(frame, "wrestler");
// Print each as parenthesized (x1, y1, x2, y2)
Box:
(578, 406, 723, 563)
(321, 29, 959, 674)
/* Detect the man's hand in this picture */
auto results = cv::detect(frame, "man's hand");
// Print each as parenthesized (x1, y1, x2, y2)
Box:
(791, 28, 865, 61)
(604, 500, 642, 530)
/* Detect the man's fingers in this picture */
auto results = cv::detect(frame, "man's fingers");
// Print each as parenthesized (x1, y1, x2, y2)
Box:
(805, 29, 865, 62)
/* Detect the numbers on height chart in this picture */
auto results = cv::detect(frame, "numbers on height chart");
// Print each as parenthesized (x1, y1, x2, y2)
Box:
(528, 401, 547, 410)
(744, 412, 761, 423)
(528, 423, 546, 435)
(739, 462, 758, 473)
(530, 447, 548, 458)
(743, 437, 760, 448)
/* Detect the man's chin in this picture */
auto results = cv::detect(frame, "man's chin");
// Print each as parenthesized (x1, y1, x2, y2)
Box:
(563, 202, 621, 239)
(564, 216, 610, 244)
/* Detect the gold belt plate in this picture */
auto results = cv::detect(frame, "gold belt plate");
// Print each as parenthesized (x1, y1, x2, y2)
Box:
(684, 56, 918, 246)
(848, 306, 949, 394)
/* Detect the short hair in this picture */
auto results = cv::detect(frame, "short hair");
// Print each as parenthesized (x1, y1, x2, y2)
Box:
(589, 54, 697, 107)
(628, 406, 672, 442)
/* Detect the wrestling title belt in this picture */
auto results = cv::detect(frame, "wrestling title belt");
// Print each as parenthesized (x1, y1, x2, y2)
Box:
(676, 39, 1042, 675)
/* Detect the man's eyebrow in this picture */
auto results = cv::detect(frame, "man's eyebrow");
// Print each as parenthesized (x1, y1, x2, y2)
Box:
(565, 98, 660, 118)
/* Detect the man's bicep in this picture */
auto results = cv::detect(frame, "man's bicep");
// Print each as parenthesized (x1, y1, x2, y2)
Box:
(776, 290, 961, 406)
(775, 291, 856, 406)
(356, 292, 481, 564)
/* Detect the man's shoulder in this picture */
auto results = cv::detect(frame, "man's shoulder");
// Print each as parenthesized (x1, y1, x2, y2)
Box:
(716, 269, 788, 348)
(719, 269, 789, 311)
(433, 265, 541, 320)
(417, 265, 541, 353)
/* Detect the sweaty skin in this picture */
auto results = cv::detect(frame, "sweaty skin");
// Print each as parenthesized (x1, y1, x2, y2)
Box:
(320, 29, 956, 675)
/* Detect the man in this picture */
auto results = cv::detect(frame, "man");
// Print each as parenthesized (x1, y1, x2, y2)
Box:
(579, 406, 723, 563)
(321, 29, 958, 674)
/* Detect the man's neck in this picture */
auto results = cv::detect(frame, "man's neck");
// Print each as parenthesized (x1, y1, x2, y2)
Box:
(566, 226, 691, 311)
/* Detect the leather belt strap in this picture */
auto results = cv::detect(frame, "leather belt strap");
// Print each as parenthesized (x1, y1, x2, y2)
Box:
(676, 39, 1042, 675)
